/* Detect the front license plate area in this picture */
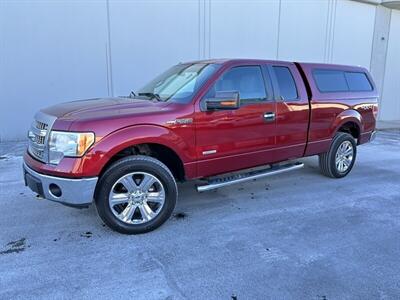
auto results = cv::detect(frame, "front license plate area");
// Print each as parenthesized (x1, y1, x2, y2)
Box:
(24, 171, 44, 197)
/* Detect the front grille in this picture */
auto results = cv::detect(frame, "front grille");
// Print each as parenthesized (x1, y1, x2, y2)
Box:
(34, 135, 45, 144)
(36, 120, 48, 131)
(29, 147, 45, 160)
(27, 112, 56, 163)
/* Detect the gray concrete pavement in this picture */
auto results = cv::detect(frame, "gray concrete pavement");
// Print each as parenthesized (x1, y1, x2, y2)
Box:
(0, 130, 399, 299)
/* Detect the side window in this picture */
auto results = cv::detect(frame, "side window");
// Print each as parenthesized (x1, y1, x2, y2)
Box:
(205, 66, 267, 103)
(344, 72, 372, 91)
(273, 66, 298, 100)
(313, 69, 373, 93)
(313, 69, 348, 92)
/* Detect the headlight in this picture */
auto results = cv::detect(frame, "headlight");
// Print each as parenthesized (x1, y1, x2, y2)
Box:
(49, 131, 95, 164)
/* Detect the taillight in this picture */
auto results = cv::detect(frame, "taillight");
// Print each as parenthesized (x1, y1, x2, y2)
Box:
(373, 104, 379, 119)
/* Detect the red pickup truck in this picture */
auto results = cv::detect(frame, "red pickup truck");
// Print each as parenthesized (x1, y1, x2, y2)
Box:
(23, 59, 378, 234)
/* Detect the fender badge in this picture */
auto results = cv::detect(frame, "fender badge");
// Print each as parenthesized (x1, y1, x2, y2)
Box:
(166, 118, 193, 125)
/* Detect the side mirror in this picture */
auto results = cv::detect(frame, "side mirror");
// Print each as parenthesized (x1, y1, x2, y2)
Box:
(205, 91, 240, 111)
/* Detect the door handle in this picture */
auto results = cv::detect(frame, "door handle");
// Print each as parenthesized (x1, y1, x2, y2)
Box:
(263, 112, 275, 122)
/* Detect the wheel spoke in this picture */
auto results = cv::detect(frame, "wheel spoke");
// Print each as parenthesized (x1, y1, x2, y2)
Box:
(341, 144, 347, 154)
(110, 192, 130, 205)
(119, 203, 136, 222)
(338, 145, 343, 155)
(139, 174, 156, 191)
(120, 176, 136, 192)
(139, 202, 156, 221)
(146, 192, 165, 204)
(344, 148, 353, 156)
(344, 157, 351, 167)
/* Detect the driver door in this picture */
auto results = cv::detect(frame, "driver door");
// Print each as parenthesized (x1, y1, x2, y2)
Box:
(194, 65, 277, 178)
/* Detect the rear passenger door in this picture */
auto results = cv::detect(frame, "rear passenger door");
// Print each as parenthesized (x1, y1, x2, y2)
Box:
(268, 63, 310, 161)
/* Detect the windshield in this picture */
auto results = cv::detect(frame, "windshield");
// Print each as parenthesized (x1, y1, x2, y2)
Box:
(136, 63, 220, 103)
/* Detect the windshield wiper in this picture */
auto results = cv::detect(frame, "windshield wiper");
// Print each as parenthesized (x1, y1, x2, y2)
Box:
(138, 92, 163, 102)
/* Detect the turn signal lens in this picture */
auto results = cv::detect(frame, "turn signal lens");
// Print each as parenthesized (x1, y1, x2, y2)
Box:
(77, 133, 95, 156)
(373, 104, 379, 119)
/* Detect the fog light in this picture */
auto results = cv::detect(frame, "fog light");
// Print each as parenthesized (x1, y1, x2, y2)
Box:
(49, 184, 62, 198)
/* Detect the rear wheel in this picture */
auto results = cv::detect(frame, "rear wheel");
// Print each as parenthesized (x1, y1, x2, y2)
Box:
(95, 155, 177, 234)
(319, 132, 357, 178)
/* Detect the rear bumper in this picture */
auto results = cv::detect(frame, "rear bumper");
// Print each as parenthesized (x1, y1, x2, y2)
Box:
(23, 162, 98, 207)
(369, 130, 377, 142)
(359, 130, 376, 145)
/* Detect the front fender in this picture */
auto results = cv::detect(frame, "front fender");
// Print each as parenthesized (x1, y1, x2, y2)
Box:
(77, 124, 194, 177)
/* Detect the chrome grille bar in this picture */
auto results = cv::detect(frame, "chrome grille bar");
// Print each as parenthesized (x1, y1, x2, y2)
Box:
(27, 111, 57, 163)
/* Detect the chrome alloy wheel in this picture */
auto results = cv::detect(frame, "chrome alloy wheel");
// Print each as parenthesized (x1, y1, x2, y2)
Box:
(335, 140, 354, 173)
(108, 172, 166, 224)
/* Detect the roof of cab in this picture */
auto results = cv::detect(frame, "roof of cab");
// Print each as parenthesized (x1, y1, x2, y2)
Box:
(181, 58, 295, 65)
(182, 58, 368, 71)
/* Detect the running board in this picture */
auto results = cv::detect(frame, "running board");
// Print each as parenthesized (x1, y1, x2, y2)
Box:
(196, 162, 304, 192)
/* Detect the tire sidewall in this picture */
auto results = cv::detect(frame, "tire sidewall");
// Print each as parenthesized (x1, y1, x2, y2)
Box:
(329, 133, 357, 178)
(95, 156, 177, 234)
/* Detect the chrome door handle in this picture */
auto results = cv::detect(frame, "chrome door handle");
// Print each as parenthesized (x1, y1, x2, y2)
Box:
(263, 112, 275, 121)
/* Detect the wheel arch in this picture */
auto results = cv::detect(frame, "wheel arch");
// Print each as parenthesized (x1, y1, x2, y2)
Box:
(98, 142, 186, 182)
(81, 125, 192, 180)
(331, 109, 363, 141)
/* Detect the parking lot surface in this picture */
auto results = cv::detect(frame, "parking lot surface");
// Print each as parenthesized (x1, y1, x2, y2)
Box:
(0, 130, 399, 299)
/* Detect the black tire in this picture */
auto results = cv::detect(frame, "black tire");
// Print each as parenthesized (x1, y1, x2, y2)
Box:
(319, 132, 357, 178)
(95, 155, 177, 234)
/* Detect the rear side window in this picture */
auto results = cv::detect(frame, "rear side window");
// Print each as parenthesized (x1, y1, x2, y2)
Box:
(345, 72, 373, 91)
(313, 69, 372, 92)
(272, 66, 298, 100)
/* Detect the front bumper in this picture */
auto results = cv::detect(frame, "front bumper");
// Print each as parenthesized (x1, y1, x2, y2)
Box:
(23, 162, 98, 207)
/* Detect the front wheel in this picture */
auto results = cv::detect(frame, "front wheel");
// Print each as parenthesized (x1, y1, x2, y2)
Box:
(319, 132, 357, 178)
(95, 155, 177, 234)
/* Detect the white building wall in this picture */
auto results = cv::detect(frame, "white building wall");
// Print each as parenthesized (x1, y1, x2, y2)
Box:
(380, 9, 400, 120)
(209, 0, 280, 59)
(0, 1, 109, 140)
(108, 0, 200, 96)
(331, 0, 376, 67)
(278, 0, 330, 62)
(0, 0, 398, 141)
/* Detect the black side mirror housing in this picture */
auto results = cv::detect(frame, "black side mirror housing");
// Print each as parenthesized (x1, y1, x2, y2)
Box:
(205, 91, 240, 111)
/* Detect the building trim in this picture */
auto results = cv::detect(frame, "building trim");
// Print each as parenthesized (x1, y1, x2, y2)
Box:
(352, 0, 400, 9)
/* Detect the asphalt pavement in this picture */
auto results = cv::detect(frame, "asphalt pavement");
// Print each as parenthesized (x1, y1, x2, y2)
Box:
(0, 130, 399, 299)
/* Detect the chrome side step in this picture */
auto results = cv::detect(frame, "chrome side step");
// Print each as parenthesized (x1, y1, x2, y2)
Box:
(196, 162, 304, 192)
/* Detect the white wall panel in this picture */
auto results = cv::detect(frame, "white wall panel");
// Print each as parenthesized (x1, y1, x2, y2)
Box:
(0, 1, 109, 141)
(0, 0, 398, 141)
(380, 10, 400, 120)
(108, 0, 200, 95)
(278, 0, 330, 62)
(331, 0, 376, 68)
(209, 0, 279, 59)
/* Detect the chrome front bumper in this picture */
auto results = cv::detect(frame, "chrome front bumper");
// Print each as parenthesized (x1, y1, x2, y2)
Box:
(23, 163, 98, 207)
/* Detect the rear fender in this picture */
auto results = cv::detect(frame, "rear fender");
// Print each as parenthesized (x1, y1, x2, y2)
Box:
(331, 109, 363, 139)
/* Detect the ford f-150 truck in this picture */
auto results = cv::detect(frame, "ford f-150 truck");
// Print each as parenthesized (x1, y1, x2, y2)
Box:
(23, 59, 378, 234)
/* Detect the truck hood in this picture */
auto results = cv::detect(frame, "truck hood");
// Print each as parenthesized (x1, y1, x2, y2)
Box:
(42, 97, 169, 121)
